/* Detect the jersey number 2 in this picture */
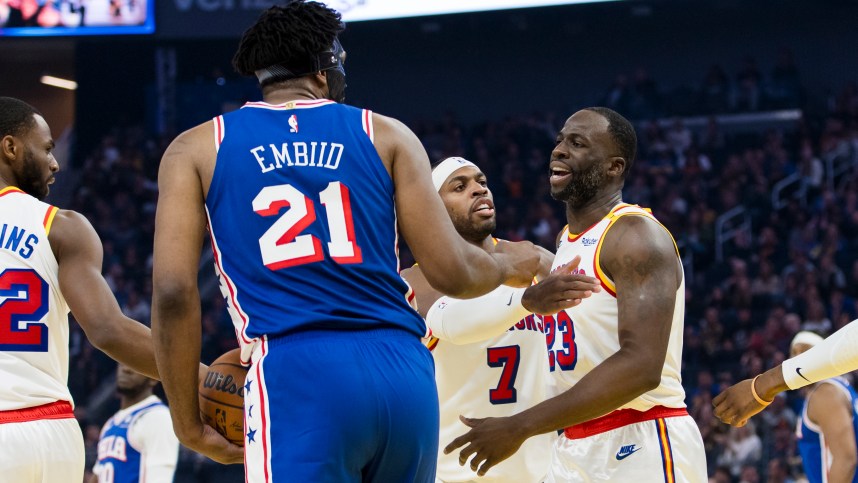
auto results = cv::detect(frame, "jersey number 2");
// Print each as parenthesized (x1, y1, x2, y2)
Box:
(0, 269, 50, 352)
(254, 182, 363, 270)
(487, 345, 520, 404)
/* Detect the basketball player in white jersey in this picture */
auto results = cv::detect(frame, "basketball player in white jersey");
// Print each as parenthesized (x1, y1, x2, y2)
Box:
(402, 157, 601, 483)
(446, 107, 706, 482)
(91, 364, 179, 483)
(0, 97, 163, 482)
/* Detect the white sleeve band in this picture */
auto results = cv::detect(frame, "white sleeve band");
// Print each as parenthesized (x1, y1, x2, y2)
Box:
(426, 286, 530, 345)
(782, 319, 858, 389)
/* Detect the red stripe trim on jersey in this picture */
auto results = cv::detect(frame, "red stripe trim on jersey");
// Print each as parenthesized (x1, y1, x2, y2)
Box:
(563, 406, 687, 439)
(362, 109, 374, 143)
(426, 337, 439, 351)
(0, 400, 74, 424)
(0, 186, 24, 198)
(256, 337, 272, 483)
(206, 210, 253, 346)
(43, 205, 58, 234)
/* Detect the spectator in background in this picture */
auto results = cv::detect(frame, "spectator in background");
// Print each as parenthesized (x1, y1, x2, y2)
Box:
(718, 421, 763, 477)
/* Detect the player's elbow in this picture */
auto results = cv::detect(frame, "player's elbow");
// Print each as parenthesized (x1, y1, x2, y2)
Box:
(152, 280, 198, 320)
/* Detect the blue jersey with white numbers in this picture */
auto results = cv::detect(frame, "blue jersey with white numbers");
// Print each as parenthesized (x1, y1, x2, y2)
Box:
(207, 100, 424, 345)
(94, 400, 163, 483)
(796, 377, 858, 483)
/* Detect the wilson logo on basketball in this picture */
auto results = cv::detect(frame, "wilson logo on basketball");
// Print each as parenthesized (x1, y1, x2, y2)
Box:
(202, 371, 245, 398)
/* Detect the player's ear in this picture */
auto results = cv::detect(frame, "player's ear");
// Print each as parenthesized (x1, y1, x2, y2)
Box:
(608, 156, 626, 178)
(313, 72, 329, 93)
(1, 135, 19, 161)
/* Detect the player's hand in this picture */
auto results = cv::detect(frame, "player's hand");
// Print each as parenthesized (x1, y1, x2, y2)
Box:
(176, 421, 244, 465)
(492, 240, 542, 288)
(444, 415, 526, 477)
(712, 378, 767, 427)
(522, 255, 600, 314)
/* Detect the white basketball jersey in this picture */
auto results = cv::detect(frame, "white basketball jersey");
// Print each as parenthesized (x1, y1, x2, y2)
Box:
(0, 187, 73, 410)
(547, 203, 686, 411)
(432, 285, 553, 483)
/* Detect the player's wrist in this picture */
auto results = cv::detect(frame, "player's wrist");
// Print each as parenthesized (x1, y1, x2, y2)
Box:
(757, 368, 788, 402)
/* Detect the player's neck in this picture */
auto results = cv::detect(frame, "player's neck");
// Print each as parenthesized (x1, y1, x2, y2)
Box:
(262, 86, 324, 105)
(120, 391, 153, 410)
(565, 190, 623, 234)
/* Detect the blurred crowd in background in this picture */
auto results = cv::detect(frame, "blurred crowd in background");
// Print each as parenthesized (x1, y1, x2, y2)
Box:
(66, 50, 858, 482)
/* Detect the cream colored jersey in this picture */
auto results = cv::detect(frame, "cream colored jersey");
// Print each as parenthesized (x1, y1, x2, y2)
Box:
(0, 187, 73, 410)
(547, 203, 686, 411)
(431, 285, 553, 483)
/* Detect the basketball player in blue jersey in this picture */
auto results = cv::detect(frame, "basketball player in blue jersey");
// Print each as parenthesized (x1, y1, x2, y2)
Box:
(789, 332, 858, 483)
(91, 364, 179, 483)
(0, 97, 164, 482)
(150, 2, 544, 480)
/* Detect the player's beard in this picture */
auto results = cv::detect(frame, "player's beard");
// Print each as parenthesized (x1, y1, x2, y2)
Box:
(19, 151, 49, 201)
(550, 161, 605, 209)
(452, 212, 496, 245)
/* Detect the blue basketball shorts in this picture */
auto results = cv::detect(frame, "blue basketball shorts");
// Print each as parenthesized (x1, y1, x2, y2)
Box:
(243, 328, 438, 483)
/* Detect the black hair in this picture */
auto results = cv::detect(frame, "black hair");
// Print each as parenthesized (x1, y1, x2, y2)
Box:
(0, 97, 41, 139)
(584, 106, 637, 176)
(232, 1, 343, 82)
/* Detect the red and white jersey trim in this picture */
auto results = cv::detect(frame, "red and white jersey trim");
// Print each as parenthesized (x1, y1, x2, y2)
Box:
(241, 99, 336, 111)
(213, 115, 225, 152)
(361, 109, 375, 143)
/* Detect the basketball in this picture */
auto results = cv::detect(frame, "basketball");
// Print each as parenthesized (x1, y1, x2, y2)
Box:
(199, 348, 248, 446)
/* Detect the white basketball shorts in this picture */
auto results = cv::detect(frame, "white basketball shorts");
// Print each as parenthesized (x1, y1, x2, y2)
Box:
(548, 407, 706, 483)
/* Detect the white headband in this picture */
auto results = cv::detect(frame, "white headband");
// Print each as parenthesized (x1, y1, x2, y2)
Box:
(432, 157, 478, 191)
(790, 331, 824, 349)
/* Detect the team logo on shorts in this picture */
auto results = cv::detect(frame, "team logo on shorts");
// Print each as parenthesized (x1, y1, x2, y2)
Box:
(616, 444, 642, 460)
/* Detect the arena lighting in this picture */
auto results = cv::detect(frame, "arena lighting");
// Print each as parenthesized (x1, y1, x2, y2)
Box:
(40, 76, 78, 91)
(338, 0, 621, 22)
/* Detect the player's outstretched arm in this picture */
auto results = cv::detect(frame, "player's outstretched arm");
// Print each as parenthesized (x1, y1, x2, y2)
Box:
(714, 319, 858, 426)
(50, 210, 159, 379)
(152, 122, 242, 465)
(373, 114, 540, 297)
(404, 256, 600, 345)
(445, 215, 680, 476)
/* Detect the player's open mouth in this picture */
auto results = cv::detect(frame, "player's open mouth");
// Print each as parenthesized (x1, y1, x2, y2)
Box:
(549, 162, 572, 185)
(472, 198, 495, 217)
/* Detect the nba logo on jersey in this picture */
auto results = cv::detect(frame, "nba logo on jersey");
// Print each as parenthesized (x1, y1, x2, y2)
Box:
(288, 114, 299, 133)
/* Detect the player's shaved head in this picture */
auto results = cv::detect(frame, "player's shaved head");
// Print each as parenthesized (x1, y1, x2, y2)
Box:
(0, 97, 41, 140)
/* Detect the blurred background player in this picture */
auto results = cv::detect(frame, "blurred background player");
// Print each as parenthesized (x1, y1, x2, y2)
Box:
(446, 107, 706, 481)
(790, 331, 858, 483)
(402, 157, 601, 483)
(150, 2, 543, 481)
(91, 363, 178, 483)
(0, 97, 161, 482)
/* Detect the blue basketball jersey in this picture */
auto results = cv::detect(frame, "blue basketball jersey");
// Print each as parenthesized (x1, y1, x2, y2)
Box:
(94, 399, 165, 483)
(796, 377, 858, 483)
(207, 100, 425, 346)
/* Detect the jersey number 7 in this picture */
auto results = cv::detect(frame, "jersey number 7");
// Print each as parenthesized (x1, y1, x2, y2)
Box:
(253, 182, 363, 269)
(487, 345, 521, 404)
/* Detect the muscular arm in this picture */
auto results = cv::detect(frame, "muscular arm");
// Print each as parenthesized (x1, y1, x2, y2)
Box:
(808, 384, 858, 483)
(50, 211, 159, 379)
(516, 215, 679, 430)
(374, 114, 538, 296)
(403, 257, 600, 345)
(446, 215, 680, 475)
(151, 122, 241, 464)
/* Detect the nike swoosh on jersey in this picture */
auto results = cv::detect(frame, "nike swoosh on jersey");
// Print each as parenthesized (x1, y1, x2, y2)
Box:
(615, 446, 642, 460)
